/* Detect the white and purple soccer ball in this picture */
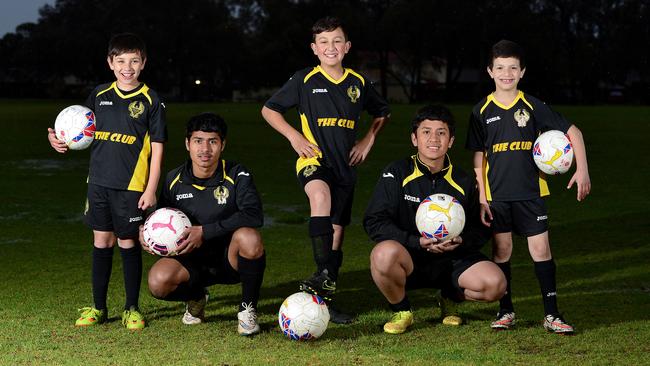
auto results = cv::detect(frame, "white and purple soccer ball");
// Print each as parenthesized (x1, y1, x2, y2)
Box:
(54, 105, 96, 150)
(278, 292, 330, 340)
(142, 207, 191, 256)
(533, 130, 574, 175)
(415, 193, 465, 241)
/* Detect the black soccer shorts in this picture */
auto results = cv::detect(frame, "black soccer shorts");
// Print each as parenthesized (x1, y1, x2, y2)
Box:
(297, 164, 355, 226)
(172, 234, 241, 288)
(84, 183, 144, 239)
(490, 198, 549, 237)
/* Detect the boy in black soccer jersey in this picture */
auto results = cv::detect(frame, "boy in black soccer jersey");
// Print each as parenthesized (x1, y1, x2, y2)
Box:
(48, 33, 166, 330)
(364, 105, 506, 334)
(141, 113, 266, 336)
(466, 40, 591, 334)
(261, 16, 390, 324)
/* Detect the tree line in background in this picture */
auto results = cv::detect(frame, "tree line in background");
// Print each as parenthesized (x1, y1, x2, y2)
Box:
(1, 0, 648, 103)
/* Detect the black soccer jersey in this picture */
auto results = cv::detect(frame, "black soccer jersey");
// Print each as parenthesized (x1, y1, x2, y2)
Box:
(264, 66, 390, 185)
(85, 82, 167, 192)
(363, 154, 489, 256)
(158, 160, 263, 241)
(465, 91, 570, 201)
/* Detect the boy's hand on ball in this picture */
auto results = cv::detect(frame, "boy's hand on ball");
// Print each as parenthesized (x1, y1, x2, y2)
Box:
(47, 128, 68, 153)
(176, 226, 204, 255)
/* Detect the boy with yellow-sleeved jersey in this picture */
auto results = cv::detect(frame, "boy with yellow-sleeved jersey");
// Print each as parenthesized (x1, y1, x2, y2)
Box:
(48, 33, 166, 330)
(144, 113, 265, 336)
(466, 40, 591, 334)
(261, 16, 390, 324)
(365, 105, 505, 334)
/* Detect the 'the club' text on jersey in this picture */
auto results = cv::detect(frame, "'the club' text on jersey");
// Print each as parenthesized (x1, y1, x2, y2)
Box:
(86, 82, 167, 192)
(465, 91, 570, 201)
(265, 66, 390, 185)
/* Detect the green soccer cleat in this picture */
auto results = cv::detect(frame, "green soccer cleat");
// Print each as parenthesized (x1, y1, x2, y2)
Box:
(438, 295, 463, 326)
(122, 308, 146, 330)
(75, 307, 106, 327)
(383, 310, 414, 334)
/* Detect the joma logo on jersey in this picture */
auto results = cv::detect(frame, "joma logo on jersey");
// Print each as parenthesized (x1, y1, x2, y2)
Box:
(176, 193, 194, 200)
(404, 194, 420, 203)
(312, 88, 328, 93)
(99, 101, 113, 106)
(486, 116, 500, 124)
(317, 118, 355, 129)
(94, 131, 137, 144)
(492, 140, 533, 153)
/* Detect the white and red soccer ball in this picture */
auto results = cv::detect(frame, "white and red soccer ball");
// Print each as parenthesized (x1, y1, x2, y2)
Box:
(278, 292, 330, 340)
(54, 105, 96, 150)
(142, 208, 191, 256)
(415, 193, 465, 241)
(533, 130, 574, 175)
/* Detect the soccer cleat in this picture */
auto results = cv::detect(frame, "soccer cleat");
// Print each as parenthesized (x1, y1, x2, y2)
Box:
(299, 269, 336, 302)
(237, 302, 260, 336)
(543, 314, 574, 334)
(438, 295, 463, 326)
(327, 305, 354, 324)
(383, 310, 414, 334)
(122, 308, 145, 330)
(75, 307, 106, 327)
(182, 291, 209, 325)
(491, 311, 516, 330)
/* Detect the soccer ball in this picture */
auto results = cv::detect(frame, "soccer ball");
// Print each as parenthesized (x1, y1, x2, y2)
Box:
(415, 193, 465, 241)
(278, 292, 330, 340)
(533, 130, 574, 175)
(54, 105, 96, 150)
(142, 207, 191, 256)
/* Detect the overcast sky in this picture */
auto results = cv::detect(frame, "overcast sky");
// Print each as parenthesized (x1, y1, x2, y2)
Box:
(0, 0, 55, 37)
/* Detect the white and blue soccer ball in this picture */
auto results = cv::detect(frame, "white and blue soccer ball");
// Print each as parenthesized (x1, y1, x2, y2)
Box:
(54, 105, 96, 150)
(142, 207, 191, 256)
(415, 193, 465, 241)
(533, 130, 574, 175)
(278, 292, 330, 340)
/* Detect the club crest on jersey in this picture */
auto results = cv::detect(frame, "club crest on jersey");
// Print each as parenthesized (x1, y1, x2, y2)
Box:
(347, 85, 360, 103)
(303, 165, 317, 177)
(514, 108, 530, 127)
(128, 101, 145, 119)
(213, 186, 229, 204)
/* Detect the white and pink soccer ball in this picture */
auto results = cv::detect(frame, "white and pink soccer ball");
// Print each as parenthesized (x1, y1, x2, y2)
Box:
(533, 130, 574, 175)
(142, 208, 191, 256)
(54, 105, 96, 150)
(278, 292, 330, 340)
(415, 193, 465, 241)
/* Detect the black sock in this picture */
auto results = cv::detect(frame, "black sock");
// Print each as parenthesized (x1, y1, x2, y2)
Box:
(309, 216, 334, 274)
(92, 247, 114, 311)
(328, 250, 343, 282)
(496, 261, 514, 313)
(158, 282, 204, 302)
(238, 253, 266, 311)
(120, 246, 142, 310)
(389, 295, 411, 313)
(534, 259, 559, 316)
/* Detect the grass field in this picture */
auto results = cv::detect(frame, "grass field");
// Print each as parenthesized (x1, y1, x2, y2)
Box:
(0, 100, 648, 365)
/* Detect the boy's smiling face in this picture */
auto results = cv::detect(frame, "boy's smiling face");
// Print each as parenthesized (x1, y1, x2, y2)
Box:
(310, 27, 350, 69)
(488, 57, 525, 92)
(411, 119, 454, 166)
(107, 51, 146, 91)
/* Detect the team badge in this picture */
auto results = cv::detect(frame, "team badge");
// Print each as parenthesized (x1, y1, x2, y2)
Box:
(128, 101, 145, 119)
(347, 85, 360, 103)
(213, 186, 229, 204)
(514, 108, 530, 127)
(302, 165, 317, 177)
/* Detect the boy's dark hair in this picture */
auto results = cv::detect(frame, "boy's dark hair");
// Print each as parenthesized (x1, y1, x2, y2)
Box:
(186, 113, 227, 140)
(411, 104, 456, 137)
(489, 39, 525, 69)
(312, 16, 347, 41)
(107, 33, 147, 60)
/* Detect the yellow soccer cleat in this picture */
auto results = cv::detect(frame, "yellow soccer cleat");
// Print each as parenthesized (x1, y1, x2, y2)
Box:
(383, 310, 414, 334)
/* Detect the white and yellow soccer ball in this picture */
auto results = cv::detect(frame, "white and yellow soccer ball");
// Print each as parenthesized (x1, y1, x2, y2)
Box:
(415, 193, 465, 241)
(54, 105, 96, 150)
(142, 208, 191, 256)
(532, 130, 574, 175)
(278, 292, 330, 340)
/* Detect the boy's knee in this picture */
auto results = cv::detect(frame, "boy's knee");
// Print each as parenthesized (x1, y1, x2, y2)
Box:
(370, 242, 400, 272)
(233, 228, 264, 258)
